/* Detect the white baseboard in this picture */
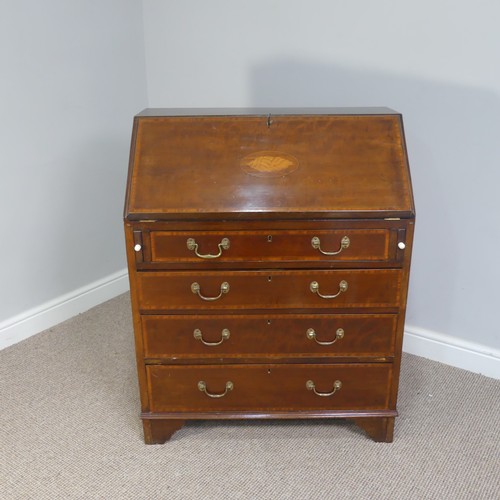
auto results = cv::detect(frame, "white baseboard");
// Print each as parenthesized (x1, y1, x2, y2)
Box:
(403, 325, 500, 380)
(0, 269, 130, 351)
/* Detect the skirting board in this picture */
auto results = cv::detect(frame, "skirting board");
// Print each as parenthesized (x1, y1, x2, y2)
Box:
(1, 273, 499, 380)
(403, 325, 500, 380)
(0, 269, 129, 351)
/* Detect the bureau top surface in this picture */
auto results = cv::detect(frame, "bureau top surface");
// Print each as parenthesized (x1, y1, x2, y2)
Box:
(125, 109, 415, 221)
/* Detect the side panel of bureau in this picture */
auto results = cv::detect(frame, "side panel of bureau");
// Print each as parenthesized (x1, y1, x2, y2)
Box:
(125, 223, 150, 411)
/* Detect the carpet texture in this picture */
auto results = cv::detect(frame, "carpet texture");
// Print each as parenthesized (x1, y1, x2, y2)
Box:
(1, 294, 498, 499)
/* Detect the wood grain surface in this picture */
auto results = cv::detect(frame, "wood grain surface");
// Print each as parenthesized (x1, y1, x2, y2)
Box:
(147, 363, 393, 412)
(142, 313, 397, 359)
(124, 109, 415, 443)
(125, 113, 414, 221)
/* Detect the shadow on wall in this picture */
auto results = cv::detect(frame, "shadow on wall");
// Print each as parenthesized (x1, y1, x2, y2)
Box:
(250, 59, 500, 347)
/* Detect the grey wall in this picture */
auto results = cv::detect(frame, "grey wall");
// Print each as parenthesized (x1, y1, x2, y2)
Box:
(143, 0, 500, 349)
(0, 1, 148, 321)
(2, 1, 498, 353)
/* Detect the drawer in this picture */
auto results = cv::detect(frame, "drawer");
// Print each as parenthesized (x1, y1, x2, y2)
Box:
(147, 363, 392, 412)
(148, 229, 394, 264)
(136, 269, 402, 311)
(142, 314, 397, 358)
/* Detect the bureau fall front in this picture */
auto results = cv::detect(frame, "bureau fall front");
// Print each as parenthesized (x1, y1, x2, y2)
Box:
(124, 108, 415, 443)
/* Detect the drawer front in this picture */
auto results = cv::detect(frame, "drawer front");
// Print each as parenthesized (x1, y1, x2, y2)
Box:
(147, 363, 392, 412)
(137, 269, 402, 311)
(142, 314, 397, 358)
(149, 229, 393, 264)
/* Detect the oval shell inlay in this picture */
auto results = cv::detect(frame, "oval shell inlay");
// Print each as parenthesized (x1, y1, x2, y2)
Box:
(241, 151, 299, 177)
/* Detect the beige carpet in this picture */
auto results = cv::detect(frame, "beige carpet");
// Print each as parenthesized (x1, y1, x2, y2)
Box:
(1, 294, 498, 500)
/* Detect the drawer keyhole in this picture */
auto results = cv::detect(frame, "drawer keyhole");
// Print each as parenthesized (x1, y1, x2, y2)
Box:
(268, 276, 272, 282)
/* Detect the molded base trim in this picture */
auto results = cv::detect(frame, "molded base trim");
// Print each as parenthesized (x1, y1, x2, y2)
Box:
(142, 410, 398, 420)
(0, 269, 129, 350)
(403, 324, 500, 380)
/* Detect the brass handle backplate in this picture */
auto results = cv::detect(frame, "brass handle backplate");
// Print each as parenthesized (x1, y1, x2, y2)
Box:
(306, 327, 344, 345)
(198, 380, 233, 398)
(306, 379, 342, 397)
(187, 237, 230, 259)
(191, 282, 230, 301)
(310, 280, 348, 299)
(311, 235, 350, 255)
(194, 328, 230, 346)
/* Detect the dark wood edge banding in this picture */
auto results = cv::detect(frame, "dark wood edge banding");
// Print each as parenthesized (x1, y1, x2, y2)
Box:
(141, 410, 399, 420)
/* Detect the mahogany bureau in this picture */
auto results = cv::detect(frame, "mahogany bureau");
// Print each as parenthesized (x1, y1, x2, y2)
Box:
(123, 108, 415, 444)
